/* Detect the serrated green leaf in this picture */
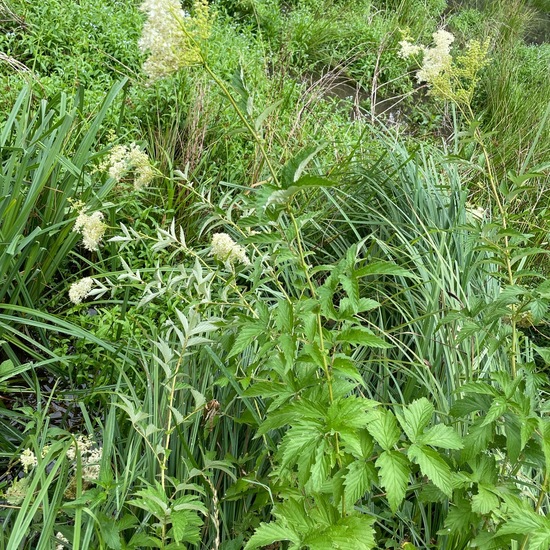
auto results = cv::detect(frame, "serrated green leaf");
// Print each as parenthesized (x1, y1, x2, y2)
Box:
(366, 409, 401, 451)
(302, 515, 376, 550)
(228, 324, 265, 358)
(481, 398, 508, 426)
(281, 144, 325, 188)
(397, 398, 434, 441)
(497, 512, 545, 535)
(376, 450, 410, 512)
(407, 444, 452, 496)
(463, 420, 494, 460)
(355, 260, 416, 279)
(332, 354, 365, 386)
(170, 510, 203, 545)
(528, 529, 550, 550)
(244, 521, 301, 550)
(97, 512, 121, 550)
(340, 274, 360, 312)
(337, 327, 392, 348)
(471, 484, 500, 515)
(308, 441, 332, 492)
(419, 424, 463, 450)
(344, 460, 376, 507)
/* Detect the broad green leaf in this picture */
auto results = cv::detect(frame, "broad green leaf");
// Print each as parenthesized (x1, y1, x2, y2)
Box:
(528, 529, 550, 550)
(407, 444, 452, 496)
(340, 274, 360, 312)
(355, 260, 416, 279)
(337, 327, 392, 349)
(539, 418, 550, 476)
(281, 144, 325, 188)
(418, 424, 463, 450)
(244, 521, 300, 550)
(344, 460, 376, 507)
(497, 512, 545, 535)
(376, 450, 410, 512)
(463, 420, 494, 460)
(170, 510, 203, 545)
(366, 409, 401, 451)
(397, 398, 434, 441)
(480, 398, 508, 426)
(302, 516, 376, 550)
(332, 354, 365, 386)
(471, 484, 500, 515)
(308, 441, 332, 492)
(228, 324, 265, 357)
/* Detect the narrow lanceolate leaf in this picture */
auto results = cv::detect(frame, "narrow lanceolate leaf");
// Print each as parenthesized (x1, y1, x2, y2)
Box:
(418, 424, 463, 450)
(344, 460, 376, 507)
(407, 444, 452, 497)
(244, 522, 300, 550)
(397, 398, 434, 441)
(366, 409, 401, 451)
(375, 450, 410, 512)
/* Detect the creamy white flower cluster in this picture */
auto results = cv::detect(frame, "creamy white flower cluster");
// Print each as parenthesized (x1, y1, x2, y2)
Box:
(4, 477, 29, 505)
(20, 448, 37, 473)
(210, 232, 250, 266)
(139, 0, 195, 80)
(55, 532, 70, 550)
(68, 277, 95, 305)
(399, 29, 455, 84)
(103, 143, 154, 190)
(67, 434, 102, 482)
(73, 210, 107, 251)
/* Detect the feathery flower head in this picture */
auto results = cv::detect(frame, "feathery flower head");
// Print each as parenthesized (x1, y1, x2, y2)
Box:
(102, 143, 154, 190)
(416, 30, 455, 84)
(73, 210, 107, 251)
(55, 532, 70, 550)
(69, 277, 95, 305)
(4, 477, 29, 505)
(211, 233, 250, 266)
(398, 40, 422, 59)
(139, 0, 212, 81)
(20, 448, 37, 473)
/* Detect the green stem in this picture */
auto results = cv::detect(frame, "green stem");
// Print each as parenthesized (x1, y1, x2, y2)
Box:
(201, 63, 280, 186)
(288, 209, 333, 403)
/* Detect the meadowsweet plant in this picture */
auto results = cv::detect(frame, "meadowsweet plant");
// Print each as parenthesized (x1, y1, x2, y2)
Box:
(210, 232, 251, 267)
(400, 28, 490, 105)
(100, 142, 155, 190)
(73, 209, 108, 252)
(138, 0, 213, 80)
(68, 277, 95, 305)
(19, 448, 38, 473)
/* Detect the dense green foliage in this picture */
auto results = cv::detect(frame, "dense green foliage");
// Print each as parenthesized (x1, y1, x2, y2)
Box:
(0, 0, 548, 548)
